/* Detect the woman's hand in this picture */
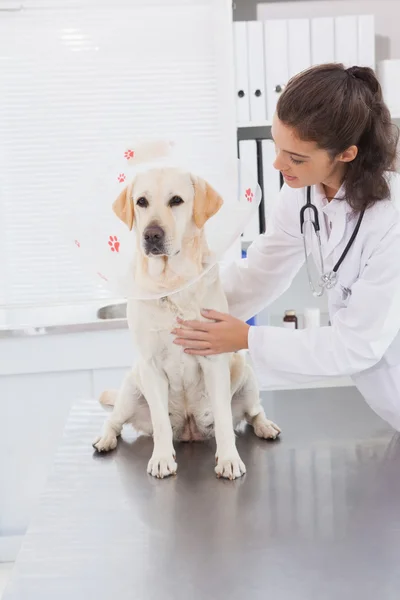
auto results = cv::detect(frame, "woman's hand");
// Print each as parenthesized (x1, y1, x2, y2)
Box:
(172, 309, 250, 356)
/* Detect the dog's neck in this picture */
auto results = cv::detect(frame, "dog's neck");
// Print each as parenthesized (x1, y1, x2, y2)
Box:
(133, 229, 211, 296)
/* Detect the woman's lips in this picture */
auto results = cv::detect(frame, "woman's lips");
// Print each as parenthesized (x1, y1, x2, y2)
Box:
(282, 172, 298, 182)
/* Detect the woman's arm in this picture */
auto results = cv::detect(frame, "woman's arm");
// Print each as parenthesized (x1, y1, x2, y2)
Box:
(174, 203, 400, 389)
(221, 184, 305, 322)
(249, 222, 400, 386)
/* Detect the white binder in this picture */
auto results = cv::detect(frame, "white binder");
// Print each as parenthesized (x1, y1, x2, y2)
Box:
(334, 16, 358, 69)
(239, 139, 260, 243)
(263, 19, 289, 123)
(358, 15, 375, 70)
(233, 21, 250, 124)
(378, 59, 400, 118)
(311, 17, 335, 66)
(247, 20, 267, 123)
(261, 139, 280, 224)
(288, 18, 311, 78)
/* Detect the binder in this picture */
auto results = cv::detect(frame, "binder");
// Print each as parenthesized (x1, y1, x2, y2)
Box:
(256, 139, 266, 234)
(334, 16, 358, 68)
(242, 247, 257, 325)
(233, 21, 250, 124)
(263, 19, 289, 122)
(261, 139, 281, 225)
(311, 17, 335, 66)
(378, 59, 400, 118)
(358, 15, 375, 69)
(247, 20, 267, 123)
(239, 139, 260, 242)
(288, 18, 311, 78)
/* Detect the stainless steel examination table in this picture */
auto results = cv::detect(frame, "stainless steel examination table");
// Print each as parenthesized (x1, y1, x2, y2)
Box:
(4, 387, 400, 600)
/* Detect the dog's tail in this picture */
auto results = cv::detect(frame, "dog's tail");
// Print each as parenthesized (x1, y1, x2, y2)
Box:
(99, 389, 118, 408)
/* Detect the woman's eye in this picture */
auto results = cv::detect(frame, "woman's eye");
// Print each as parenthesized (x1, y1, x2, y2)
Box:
(169, 196, 184, 207)
(136, 197, 148, 208)
(290, 156, 305, 165)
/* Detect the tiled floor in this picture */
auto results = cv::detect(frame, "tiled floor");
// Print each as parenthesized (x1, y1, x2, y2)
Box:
(0, 564, 14, 599)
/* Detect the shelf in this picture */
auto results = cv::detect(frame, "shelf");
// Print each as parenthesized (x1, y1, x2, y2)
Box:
(238, 117, 400, 128)
(237, 121, 272, 128)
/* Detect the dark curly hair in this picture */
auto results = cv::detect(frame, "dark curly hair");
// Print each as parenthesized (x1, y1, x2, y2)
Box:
(277, 63, 399, 212)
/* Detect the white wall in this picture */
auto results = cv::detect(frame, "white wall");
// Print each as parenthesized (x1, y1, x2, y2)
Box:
(256, 0, 400, 62)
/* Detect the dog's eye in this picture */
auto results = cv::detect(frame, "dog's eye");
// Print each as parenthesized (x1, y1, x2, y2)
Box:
(169, 196, 184, 207)
(136, 197, 148, 208)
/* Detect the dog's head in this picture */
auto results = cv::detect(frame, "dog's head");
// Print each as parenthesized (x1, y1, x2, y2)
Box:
(112, 167, 223, 257)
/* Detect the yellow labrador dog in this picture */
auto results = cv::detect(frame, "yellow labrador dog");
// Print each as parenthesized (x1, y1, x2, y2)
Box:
(93, 167, 280, 479)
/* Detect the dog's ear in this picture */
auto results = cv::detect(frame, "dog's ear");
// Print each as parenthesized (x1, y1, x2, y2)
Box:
(112, 184, 134, 230)
(192, 176, 223, 229)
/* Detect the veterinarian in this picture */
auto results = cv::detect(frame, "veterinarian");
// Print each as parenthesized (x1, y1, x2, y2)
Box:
(173, 63, 400, 431)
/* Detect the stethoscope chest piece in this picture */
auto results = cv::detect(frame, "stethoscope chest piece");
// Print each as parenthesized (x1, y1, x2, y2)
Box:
(321, 271, 338, 290)
(301, 186, 365, 297)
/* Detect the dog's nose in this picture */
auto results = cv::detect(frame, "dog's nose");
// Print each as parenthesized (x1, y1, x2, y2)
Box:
(144, 225, 165, 245)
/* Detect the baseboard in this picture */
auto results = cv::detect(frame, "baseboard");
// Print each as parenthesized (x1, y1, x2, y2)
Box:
(0, 536, 24, 563)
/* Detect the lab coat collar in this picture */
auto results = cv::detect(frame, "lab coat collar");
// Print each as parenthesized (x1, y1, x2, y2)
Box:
(312, 182, 350, 260)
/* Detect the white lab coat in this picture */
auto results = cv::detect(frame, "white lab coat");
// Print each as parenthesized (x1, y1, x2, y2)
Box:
(222, 175, 400, 430)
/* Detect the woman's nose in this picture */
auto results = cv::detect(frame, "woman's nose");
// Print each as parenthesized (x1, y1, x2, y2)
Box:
(273, 151, 287, 172)
(272, 154, 284, 171)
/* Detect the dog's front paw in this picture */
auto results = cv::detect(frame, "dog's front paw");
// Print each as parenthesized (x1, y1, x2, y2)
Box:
(215, 453, 246, 480)
(147, 452, 177, 479)
(92, 431, 118, 453)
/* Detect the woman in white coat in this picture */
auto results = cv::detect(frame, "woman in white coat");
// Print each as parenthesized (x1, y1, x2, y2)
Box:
(173, 63, 400, 431)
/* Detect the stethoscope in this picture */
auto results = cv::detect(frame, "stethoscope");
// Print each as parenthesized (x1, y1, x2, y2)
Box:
(300, 186, 365, 297)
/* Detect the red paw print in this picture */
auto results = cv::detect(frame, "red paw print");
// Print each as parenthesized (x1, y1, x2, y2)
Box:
(117, 173, 126, 183)
(124, 149, 134, 160)
(97, 272, 108, 282)
(108, 235, 120, 253)
(74, 239, 81, 248)
(245, 188, 253, 203)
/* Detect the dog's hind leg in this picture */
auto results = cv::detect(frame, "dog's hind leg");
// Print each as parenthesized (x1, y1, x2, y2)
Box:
(93, 369, 142, 452)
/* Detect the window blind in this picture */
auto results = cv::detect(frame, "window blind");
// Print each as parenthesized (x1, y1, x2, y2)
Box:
(0, 0, 237, 312)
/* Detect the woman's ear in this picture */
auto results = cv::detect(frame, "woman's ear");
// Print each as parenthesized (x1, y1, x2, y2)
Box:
(191, 175, 223, 229)
(112, 183, 134, 230)
(339, 145, 359, 163)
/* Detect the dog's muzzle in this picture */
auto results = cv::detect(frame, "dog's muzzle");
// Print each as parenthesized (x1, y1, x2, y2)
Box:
(143, 224, 166, 256)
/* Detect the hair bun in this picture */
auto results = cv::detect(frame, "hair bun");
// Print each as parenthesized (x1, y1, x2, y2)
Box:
(346, 65, 381, 97)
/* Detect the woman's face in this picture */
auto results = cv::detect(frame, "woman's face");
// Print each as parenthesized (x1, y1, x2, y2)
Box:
(271, 114, 354, 189)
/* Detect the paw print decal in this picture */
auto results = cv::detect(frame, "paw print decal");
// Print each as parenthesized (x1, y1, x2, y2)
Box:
(108, 235, 120, 253)
(124, 149, 134, 160)
(117, 173, 126, 183)
(245, 188, 253, 203)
